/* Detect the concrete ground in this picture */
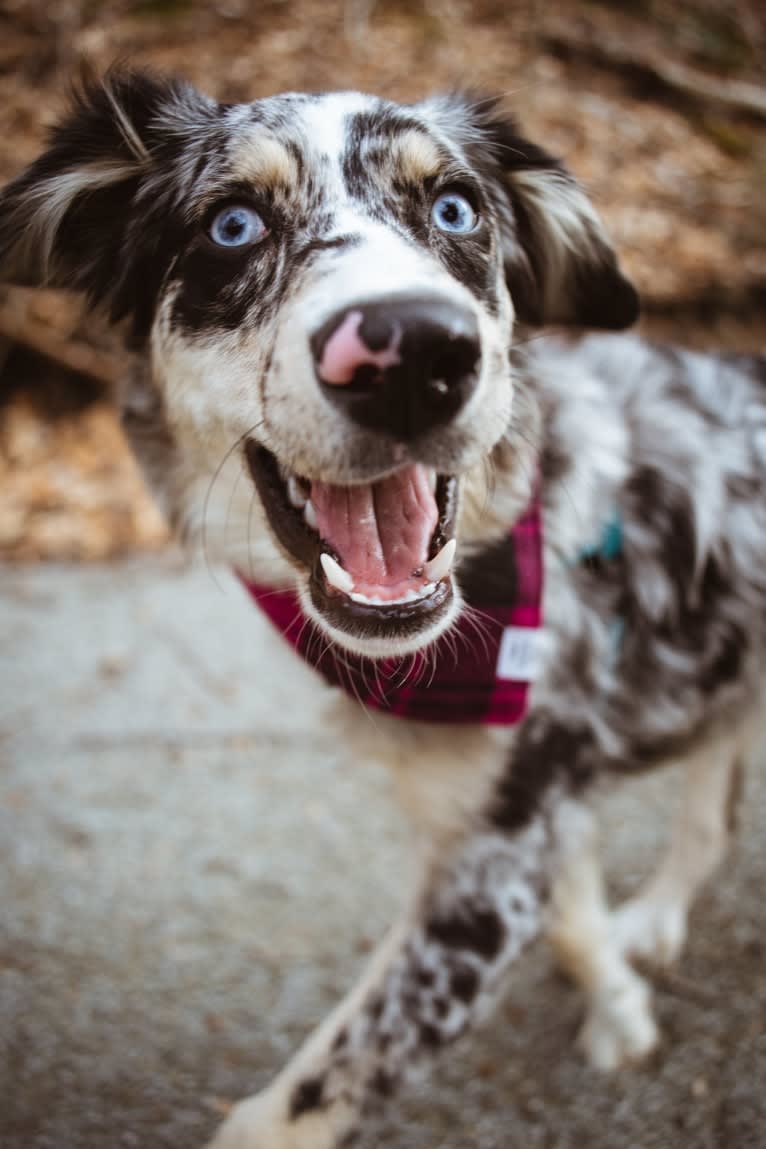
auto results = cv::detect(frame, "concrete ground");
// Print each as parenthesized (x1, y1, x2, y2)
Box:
(1, 554, 764, 1149)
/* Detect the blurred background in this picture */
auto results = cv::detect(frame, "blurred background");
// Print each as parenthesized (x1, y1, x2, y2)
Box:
(0, 0, 764, 562)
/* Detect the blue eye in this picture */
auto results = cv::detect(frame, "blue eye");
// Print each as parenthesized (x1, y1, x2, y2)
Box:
(209, 204, 266, 247)
(431, 191, 477, 234)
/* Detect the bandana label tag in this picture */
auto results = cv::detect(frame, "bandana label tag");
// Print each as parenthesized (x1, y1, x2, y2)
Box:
(496, 625, 544, 682)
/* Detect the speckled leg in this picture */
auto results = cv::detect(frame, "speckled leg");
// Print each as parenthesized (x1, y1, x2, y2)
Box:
(205, 809, 554, 1149)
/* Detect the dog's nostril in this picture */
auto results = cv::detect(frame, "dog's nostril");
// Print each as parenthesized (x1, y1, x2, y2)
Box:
(429, 338, 479, 396)
(350, 362, 382, 390)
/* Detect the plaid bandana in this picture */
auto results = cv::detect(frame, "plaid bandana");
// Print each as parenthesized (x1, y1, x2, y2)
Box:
(239, 498, 543, 726)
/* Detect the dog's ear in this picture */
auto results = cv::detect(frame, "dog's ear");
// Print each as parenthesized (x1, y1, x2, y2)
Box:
(0, 67, 215, 335)
(481, 106, 639, 328)
(429, 96, 639, 329)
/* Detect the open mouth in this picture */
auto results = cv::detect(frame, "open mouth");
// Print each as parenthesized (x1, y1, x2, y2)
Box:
(244, 441, 458, 643)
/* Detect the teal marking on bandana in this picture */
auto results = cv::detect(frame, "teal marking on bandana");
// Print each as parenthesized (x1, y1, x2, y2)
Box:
(571, 510, 625, 664)
(578, 510, 624, 563)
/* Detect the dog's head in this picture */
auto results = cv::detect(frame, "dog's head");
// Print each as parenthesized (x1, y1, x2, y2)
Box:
(0, 70, 637, 658)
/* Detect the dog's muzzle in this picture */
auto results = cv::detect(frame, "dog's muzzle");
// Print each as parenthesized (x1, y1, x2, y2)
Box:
(244, 295, 484, 652)
(311, 295, 481, 440)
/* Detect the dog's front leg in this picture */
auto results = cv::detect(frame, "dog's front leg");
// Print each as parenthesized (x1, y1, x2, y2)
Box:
(206, 805, 556, 1149)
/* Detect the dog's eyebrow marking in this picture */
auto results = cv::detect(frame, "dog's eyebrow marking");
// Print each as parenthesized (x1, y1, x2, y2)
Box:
(391, 129, 443, 182)
(230, 131, 298, 188)
(297, 234, 363, 259)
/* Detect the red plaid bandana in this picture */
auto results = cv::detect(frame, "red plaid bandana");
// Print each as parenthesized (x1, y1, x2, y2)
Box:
(239, 498, 543, 725)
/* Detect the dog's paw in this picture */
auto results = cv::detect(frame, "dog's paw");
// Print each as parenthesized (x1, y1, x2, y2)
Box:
(205, 1087, 352, 1149)
(612, 895, 687, 967)
(205, 1090, 318, 1149)
(205, 1094, 279, 1149)
(578, 972, 659, 1072)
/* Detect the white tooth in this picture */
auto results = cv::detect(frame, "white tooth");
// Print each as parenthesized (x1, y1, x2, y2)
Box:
(287, 475, 306, 509)
(423, 538, 456, 583)
(427, 468, 437, 493)
(349, 582, 438, 607)
(320, 552, 354, 594)
(304, 500, 318, 531)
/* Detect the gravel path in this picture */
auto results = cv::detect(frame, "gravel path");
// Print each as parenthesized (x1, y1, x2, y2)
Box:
(1, 556, 764, 1148)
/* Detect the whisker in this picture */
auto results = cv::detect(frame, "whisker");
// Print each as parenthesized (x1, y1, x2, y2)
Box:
(459, 606, 496, 663)
(202, 420, 264, 591)
(224, 460, 246, 564)
(294, 613, 315, 653)
(246, 488, 257, 581)
(396, 652, 420, 690)
(423, 642, 439, 689)
(371, 656, 386, 699)
(332, 648, 381, 733)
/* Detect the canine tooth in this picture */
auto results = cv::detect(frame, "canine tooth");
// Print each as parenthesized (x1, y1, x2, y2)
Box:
(423, 538, 456, 583)
(287, 475, 307, 509)
(427, 468, 437, 493)
(320, 553, 354, 594)
(304, 500, 318, 531)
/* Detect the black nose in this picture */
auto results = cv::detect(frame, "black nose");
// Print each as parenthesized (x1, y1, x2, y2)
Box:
(311, 296, 481, 441)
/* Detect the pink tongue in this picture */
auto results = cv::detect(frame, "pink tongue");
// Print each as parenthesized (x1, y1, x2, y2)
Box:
(311, 464, 438, 594)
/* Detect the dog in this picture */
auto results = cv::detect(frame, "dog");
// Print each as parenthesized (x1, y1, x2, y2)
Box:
(1, 69, 764, 1149)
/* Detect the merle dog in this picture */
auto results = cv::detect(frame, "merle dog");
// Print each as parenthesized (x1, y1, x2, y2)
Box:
(1, 70, 764, 1149)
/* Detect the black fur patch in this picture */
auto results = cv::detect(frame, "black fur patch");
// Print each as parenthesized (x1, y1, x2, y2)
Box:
(449, 962, 479, 1002)
(458, 535, 518, 608)
(418, 1022, 442, 1048)
(539, 434, 571, 487)
(289, 1075, 326, 1120)
(332, 1026, 349, 1052)
(370, 1068, 396, 1098)
(491, 713, 595, 832)
(425, 906, 505, 961)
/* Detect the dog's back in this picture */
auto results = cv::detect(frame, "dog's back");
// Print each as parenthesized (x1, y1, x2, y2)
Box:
(520, 333, 766, 778)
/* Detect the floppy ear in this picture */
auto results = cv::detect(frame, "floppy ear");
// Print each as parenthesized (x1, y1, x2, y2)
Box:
(431, 96, 639, 329)
(484, 107, 639, 328)
(0, 68, 216, 337)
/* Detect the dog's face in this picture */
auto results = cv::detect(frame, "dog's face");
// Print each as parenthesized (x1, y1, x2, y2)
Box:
(0, 72, 637, 658)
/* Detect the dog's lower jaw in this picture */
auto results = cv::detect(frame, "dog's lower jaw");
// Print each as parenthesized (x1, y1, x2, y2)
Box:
(298, 578, 463, 660)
